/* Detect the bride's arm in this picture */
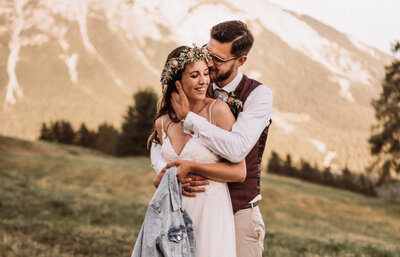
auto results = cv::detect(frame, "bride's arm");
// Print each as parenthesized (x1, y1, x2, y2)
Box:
(172, 101, 247, 183)
(152, 117, 166, 187)
(150, 143, 166, 174)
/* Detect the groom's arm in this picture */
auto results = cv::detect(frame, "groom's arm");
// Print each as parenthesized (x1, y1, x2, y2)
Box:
(174, 85, 273, 163)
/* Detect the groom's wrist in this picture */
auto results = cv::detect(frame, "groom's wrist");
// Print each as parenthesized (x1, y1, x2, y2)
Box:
(178, 110, 189, 121)
(180, 117, 186, 127)
(179, 111, 189, 126)
(182, 112, 208, 137)
(190, 162, 198, 173)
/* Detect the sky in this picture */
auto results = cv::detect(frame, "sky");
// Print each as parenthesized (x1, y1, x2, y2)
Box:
(268, 0, 400, 54)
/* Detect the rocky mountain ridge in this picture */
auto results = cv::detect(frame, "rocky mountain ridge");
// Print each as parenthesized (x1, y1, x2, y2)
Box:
(0, 0, 392, 172)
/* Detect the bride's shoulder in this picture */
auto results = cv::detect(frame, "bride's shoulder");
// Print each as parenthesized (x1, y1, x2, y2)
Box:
(155, 115, 169, 130)
(210, 100, 235, 129)
(210, 99, 232, 116)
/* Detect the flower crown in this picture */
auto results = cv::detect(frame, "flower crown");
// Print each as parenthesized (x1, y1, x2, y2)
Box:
(160, 44, 211, 88)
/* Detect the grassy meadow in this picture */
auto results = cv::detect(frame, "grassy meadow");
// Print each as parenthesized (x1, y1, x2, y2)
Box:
(0, 136, 399, 257)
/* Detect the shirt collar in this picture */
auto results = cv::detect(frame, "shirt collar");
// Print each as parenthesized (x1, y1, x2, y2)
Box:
(212, 69, 243, 93)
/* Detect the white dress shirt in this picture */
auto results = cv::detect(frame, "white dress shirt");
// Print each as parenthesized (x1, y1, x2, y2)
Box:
(183, 70, 272, 161)
(150, 70, 273, 202)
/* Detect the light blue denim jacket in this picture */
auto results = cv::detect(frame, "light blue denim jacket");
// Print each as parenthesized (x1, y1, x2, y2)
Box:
(131, 167, 195, 257)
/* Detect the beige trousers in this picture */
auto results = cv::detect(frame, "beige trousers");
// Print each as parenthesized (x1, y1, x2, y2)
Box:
(234, 205, 265, 257)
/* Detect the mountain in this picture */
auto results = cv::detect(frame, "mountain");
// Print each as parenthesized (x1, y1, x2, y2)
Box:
(0, 0, 392, 172)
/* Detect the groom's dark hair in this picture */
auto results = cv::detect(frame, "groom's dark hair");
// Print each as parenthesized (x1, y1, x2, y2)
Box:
(210, 20, 254, 57)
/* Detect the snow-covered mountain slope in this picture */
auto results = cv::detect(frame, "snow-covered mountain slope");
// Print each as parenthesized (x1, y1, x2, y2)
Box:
(0, 0, 392, 172)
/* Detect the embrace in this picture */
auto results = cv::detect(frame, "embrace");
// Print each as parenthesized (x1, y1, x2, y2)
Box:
(132, 20, 273, 257)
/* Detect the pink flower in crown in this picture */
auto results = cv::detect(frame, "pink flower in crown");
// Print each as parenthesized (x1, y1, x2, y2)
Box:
(227, 97, 233, 102)
(171, 60, 178, 68)
(187, 51, 193, 59)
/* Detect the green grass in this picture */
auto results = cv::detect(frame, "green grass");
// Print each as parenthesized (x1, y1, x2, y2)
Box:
(0, 136, 399, 256)
(261, 175, 400, 256)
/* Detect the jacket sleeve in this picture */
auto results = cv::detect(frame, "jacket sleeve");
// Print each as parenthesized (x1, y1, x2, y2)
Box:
(132, 210, 164, 257)
(131, 224, 144, 257)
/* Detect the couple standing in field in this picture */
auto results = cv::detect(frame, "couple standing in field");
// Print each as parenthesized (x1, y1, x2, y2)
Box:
(133, 20, 273, 257)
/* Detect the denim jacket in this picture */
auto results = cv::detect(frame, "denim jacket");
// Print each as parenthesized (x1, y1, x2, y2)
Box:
(131, 167, 195, 257)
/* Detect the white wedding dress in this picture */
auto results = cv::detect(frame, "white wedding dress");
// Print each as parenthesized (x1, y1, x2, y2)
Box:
(160, 103, 236, 257)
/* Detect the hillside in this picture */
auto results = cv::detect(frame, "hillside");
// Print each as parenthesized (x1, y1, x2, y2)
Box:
(0, 0, 394, 173)
(0, 136, 399, 256)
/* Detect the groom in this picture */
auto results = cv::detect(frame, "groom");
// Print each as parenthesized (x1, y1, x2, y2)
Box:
(151, 20, 273, 257)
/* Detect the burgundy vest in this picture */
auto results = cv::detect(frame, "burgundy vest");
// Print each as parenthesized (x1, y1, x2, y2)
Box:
(207, 75, 271, 213)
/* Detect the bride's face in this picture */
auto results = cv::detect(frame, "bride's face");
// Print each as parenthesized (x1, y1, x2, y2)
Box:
(180, 60, 210, 101)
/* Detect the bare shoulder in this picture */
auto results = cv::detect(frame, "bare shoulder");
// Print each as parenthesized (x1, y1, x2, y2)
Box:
(155, 114, 170, 131)
(210, 100, 235, 130)
(154, 116, 162, 130)
(211, 100, 232, 116)
(154, 114, 170, 144)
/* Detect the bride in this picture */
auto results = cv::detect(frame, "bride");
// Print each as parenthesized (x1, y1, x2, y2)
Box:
(148, 45, 246, 257)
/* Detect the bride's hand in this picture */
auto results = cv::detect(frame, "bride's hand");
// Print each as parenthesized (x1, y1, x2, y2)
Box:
(166, 160, 193, 182)
(153, 168, 166, 188)
(154, 166, 192, 188)
(166, 160, 209, 197)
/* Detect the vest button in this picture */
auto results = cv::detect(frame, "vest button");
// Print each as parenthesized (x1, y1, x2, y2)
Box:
(190, 130, 194, 135)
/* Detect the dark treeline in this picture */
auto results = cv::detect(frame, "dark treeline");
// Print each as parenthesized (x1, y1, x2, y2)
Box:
(267, 151, 377, 197)
(38, 89, 158, 156)
(39, 121, 119, 155)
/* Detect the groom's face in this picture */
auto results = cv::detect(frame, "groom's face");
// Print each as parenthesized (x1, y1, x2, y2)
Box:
(206, 39, 238, 86)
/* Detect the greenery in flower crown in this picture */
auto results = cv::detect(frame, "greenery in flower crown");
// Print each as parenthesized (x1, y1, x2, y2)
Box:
(161, 44, 211, 88)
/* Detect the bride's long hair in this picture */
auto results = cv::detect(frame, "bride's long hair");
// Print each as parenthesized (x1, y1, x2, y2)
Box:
(147, 46, 189, 147)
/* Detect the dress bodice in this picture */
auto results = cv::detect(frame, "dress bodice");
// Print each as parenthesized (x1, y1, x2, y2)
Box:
(160, 100, 220, 164)
(161, 134, 221, 196)
(161, 135, 220, 164)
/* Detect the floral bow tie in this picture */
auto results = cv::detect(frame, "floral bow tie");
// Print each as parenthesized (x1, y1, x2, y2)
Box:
(214, 88, 228, 101)
(214, 88, 243, 116)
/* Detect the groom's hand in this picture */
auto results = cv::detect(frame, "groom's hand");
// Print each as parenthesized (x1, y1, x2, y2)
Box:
(166, 160, 209, 197)
(156, 166, 192, 188)
(182, 174, 209, 197)
(171, 81, 189, 120)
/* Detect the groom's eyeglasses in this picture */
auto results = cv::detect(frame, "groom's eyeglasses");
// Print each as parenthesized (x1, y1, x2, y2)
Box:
(204, 45, 240, 66)
(210, 54, 240, 66)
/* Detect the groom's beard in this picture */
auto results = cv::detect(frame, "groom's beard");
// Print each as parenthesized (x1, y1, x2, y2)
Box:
(209, 62, 235, 84)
